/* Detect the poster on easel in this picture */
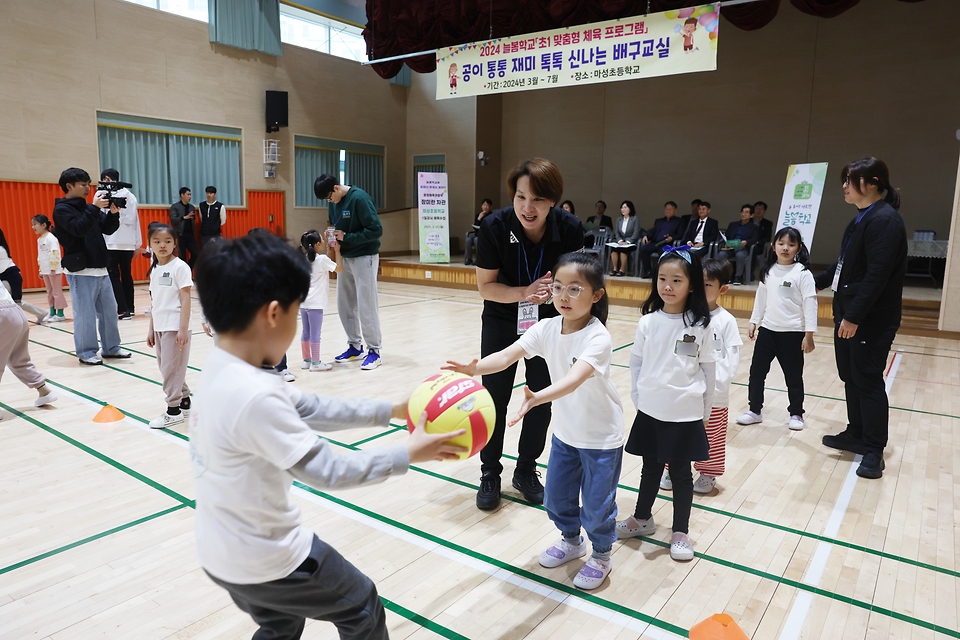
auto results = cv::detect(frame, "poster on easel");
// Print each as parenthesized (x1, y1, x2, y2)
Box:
(418, 172, 450, 263)
(775, 162, 829, 251)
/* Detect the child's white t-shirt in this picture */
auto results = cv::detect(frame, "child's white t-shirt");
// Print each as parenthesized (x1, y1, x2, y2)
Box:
(37, 234, 62, 274)
(630, 310, 717, 422)
(516, 315, 624, 450)
(710, 307, 743, 407)
(0, 247, 14, 273)
(302, 255, 337, 310)
(149, 257, 193, 332)
(750, 263, 818, 332)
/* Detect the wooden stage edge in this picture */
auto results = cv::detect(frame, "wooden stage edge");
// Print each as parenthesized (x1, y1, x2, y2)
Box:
(379, 258, 954, 339)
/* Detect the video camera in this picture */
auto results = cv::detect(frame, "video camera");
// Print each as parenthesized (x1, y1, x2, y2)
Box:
(96, 180, 133, 209)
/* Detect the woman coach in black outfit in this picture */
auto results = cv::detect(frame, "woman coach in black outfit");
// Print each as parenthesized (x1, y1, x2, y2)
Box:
(471, 158, 584, 511)
(815, 157, 906, 480)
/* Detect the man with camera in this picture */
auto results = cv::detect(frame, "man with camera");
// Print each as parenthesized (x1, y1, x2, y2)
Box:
(52, 168, 132, 365)
(98, 169, 141, 320)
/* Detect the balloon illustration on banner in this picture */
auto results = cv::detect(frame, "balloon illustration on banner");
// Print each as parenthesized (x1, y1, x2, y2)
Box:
(668, 4, 720, 50)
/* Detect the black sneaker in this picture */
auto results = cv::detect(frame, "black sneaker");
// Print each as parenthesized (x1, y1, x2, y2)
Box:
(856, 452, 885, 479)
(822, 430, 866, 455)
(476, 474, 501, 511)
(179, 397, 192, 417)
(512, 469, 544, 504)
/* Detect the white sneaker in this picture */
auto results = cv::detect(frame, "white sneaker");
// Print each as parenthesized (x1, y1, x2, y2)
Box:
(301, 359, 311, 370)
(736, 410, 763, 425)
(538, 538, 587, 568)
(310, 361, 333, 372)
(149, 412, 184, 429)
(573, 557, 612, 590)
(660, 471, 673, 491)
(281, 370, 296, 382)
(670, 532, 695, 561)
(615, 516, 656, 539)
(693, 474, 716, 494)
(41, 314, 55, 324)
(789, 415, 805, 430)
(49, 315, 66, 323)
(34, 391, 58, 407)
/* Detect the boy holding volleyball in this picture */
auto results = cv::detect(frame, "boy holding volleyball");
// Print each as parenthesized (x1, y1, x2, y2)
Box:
(190, 234, 464, 640)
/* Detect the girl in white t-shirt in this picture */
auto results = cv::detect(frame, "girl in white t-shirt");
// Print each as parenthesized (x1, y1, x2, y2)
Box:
(298, 230, 342, 372)
(736, 227, 817, 431)
(617, 246, 716, 562)
(145, 224, 194, 430)
(0, 226, 48, 323)
(31, 215, 67, 322)
(445, 253, 623, 590)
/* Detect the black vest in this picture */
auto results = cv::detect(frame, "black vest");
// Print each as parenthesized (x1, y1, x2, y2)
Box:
(200, 201, 223, 236)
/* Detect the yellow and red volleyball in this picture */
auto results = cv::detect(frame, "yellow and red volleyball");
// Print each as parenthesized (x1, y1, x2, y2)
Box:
(406, 372, 496, 460)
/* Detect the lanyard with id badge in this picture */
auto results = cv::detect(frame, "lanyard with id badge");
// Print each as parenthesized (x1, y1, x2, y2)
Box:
(517, 243, 544, 335)
(832, 202, 878, 291)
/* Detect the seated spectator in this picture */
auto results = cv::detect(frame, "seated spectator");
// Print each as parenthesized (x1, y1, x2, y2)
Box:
(753, 201, 773, 244)
(561, 200, 575, 216)
(681, 200, 719, 250)
(609, 200, 643, 276)
(679, 198, 701, 233)
(718, 204, 761, 284)
(584, 200, 613, 231)
(636, 201, 683, 277)
(465, 198, 493, 265)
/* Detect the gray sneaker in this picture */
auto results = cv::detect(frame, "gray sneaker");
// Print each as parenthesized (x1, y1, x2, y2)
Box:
(102, 348, 132, 359)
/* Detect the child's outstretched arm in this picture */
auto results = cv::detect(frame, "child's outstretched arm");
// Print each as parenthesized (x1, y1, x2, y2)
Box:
(331, 242, 343, 273)
(291, 386, 396, 432)
(508, 359, 596, 426)
(443, 342, 528, 377)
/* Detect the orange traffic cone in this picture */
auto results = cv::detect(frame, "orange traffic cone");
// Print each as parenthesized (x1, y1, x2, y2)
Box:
(93, 405, 125, 423)
(689, 614, 749, 640)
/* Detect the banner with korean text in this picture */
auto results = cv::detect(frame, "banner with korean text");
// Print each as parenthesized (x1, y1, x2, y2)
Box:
(436, 4, 719, 100)
(418, 172, 450, 263)
(775, 162, 829, 251)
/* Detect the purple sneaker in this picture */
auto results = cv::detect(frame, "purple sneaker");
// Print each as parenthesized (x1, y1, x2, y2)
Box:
(538, 538, 587, 568)
(573, 557, 612, 590)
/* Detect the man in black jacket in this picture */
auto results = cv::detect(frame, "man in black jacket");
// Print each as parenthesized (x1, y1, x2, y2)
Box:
(636, 201, 684, 277)
(681, 201, 719, 250)
(52, 168, 132, 365)
(815, 170, 906, 479)
(170, 187, 199, 268)
(719, 204, 761, 284)
(199, 185, 226, 248)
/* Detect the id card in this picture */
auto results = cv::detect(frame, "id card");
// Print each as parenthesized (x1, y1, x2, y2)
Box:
(517, 301, 538, 335)
(831, 261, 842, 292)
(675, 334, 700, 358)
(159, 272, 173, 286)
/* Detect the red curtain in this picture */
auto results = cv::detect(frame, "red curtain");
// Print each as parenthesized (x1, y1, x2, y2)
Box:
(365, 0, 925, 79)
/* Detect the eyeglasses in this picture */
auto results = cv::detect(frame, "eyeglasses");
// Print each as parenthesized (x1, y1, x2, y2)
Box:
(550, 283, 585, 298)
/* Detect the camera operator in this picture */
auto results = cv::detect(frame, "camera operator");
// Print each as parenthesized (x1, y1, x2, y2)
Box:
(170, 187, 199, 268)
(52, 167, 132, 366)
(98, 169, 141, 320)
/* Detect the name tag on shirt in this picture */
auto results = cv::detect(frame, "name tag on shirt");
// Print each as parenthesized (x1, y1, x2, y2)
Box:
(342, 209, 352, 218)
(675, 335, 700, 358)
(159, 272, 173, 286)
(517, 301, 538, 335)
(831, 261, 842, 292)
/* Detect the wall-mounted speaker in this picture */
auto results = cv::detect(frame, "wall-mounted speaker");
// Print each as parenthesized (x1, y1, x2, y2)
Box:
(266, 90, 288, 133)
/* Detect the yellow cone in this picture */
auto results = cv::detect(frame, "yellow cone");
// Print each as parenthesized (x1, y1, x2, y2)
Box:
(93, 405, 125, 423)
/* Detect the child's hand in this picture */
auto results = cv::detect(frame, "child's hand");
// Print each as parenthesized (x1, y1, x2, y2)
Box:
(507, 386, 539, 427)
(176, 329, 189, 348)
(405, 411, 468, 463)
(391, 399, 409, 420)
(146, 332, 155, 348)
(802, 334, 816, 354)
(748, 323, 756, 340)
(442, 359, 478, 377)
(201, 322, 213, 337)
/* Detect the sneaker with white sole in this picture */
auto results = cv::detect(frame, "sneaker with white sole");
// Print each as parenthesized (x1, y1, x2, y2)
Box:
(573, 557, 612, 590)
(670, 532, 695, 561)
(310, 361, 333, 372)
(615, 516, 656, 539)
(360, 350, 381, 370)
(179, 398, 191, 418)
(301, 359, 311, 370)
(34, 391, 58, 407)
(538, 538, 587, 568)
(335, 344, 365, 363)
(281, 370, 296, 382)
(49, 315, 66, 323)
(788, 415, 805, 430)
(149, 412, 184, 429)
(736, 410, 763, 425)
(693, 474, 716, 494)
(660, 471, 673, 491)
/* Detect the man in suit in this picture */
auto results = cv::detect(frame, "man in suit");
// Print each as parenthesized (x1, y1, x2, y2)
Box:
(814, 163, 906, 480)
(753, 201, 774, 244)
(637, 201, 684, 277)
(681, 201, 719, 250)
(719, 204, 761, 284)
(584, 200, 613, 231)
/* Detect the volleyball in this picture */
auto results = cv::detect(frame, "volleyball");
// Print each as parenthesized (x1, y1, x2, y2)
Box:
(406, 372, 496, 460)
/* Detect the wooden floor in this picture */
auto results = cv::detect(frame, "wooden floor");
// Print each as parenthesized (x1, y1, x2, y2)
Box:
(1, 281, 958, 639)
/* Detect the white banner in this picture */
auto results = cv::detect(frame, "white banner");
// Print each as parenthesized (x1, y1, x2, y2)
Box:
(437, 4, 719, 100)
(417, 172, 450, 263)
(776, 162, 829, 251)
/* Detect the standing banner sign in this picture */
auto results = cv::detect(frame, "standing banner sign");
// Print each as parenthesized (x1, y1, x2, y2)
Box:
(418, 172, 450, 263)
(436, 4, 719, 100)
(775, 162, 829, 251)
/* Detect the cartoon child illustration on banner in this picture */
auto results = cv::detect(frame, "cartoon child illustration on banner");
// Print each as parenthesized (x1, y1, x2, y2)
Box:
(449, 63, 459, 95)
